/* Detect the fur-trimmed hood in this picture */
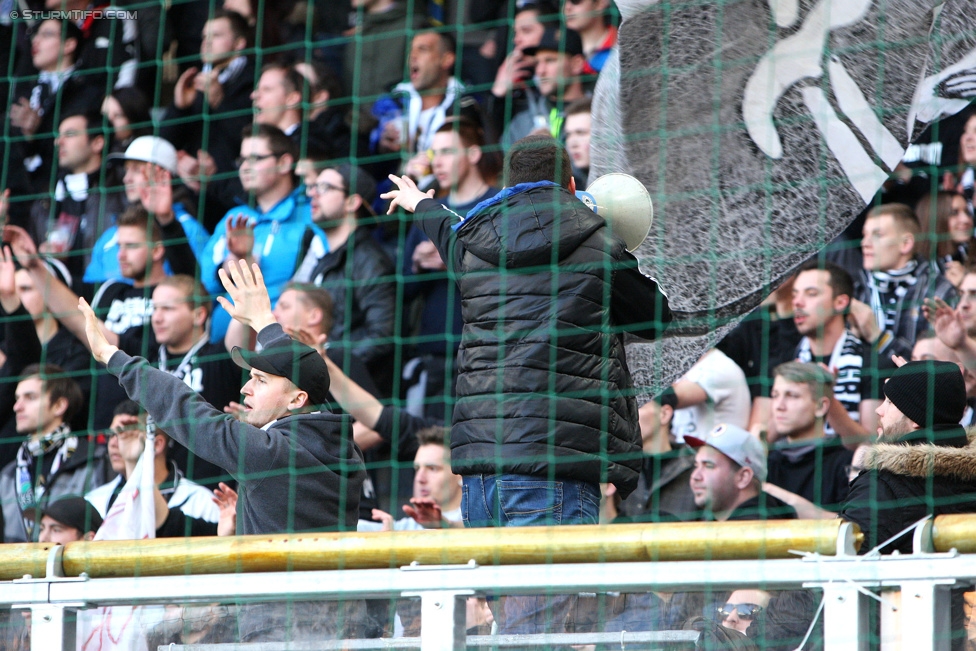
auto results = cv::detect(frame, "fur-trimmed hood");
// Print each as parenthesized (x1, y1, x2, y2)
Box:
(861, 427, 976, 481)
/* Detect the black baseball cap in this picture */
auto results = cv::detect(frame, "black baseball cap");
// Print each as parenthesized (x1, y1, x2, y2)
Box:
(523, 26, 584, 57)
(334, 163, 377, 217)
(41, 496, 103, 535)
(231, 338, 330, 407)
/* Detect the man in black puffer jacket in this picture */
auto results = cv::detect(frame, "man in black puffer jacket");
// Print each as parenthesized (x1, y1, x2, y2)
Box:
(384, 133, 672, 633)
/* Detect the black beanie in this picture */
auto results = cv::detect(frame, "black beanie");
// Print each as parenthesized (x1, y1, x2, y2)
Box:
(883, 360, 966, 428)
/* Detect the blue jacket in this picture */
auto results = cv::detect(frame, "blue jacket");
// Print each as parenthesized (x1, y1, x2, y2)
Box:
(84, 203, 210, 284)
(201, 187, 327, 342)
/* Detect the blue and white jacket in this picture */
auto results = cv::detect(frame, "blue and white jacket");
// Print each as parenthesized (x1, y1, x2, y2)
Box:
(201, 187, 328, 342)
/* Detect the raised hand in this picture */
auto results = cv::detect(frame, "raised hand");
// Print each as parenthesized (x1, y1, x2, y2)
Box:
(846, 298, 881, 344)
(0, 246, 19, 314)
(212, 482, 238, 536)
(223, 401, 247, 421)
(197, 150, 217, 178)
(79, 297, 119, 364)
(139, 166, 174, 220)
(176, 151, 202, 193)
(9, 98, 41, 136)
(225, 212, 255, 260)
(194, 69, 225, 108)
(411, 239, 446, 272)
(284, 326, 327, 356)
(216, 259, 275, 332)
(173, 67, 200, 109)
(370, 508, 394, 532)
(2, 224, 40, 270)
(924, 297, 967, 350)
(382, 174, 434, 215)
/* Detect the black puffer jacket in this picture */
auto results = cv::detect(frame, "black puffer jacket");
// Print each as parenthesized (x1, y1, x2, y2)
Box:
(416, 182, 671, 496)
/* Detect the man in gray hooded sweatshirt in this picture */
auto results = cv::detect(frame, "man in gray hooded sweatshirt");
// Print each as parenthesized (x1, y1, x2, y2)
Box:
(79, 260, 369, 642)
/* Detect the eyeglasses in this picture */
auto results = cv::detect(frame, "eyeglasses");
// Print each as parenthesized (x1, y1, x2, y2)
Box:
(107, 425, 144, 438)
(566, 0, 589, 5)
(309, 181, 346, 196)
(235, 153, 277, 168)
(33, 29, 62, 39)
(714, 603, 763, 620)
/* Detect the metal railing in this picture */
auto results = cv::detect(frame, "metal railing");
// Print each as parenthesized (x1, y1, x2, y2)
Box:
(1, 517, 974, 650)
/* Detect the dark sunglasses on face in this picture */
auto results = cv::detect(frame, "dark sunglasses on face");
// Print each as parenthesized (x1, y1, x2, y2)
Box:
(715, 603, 763, 620)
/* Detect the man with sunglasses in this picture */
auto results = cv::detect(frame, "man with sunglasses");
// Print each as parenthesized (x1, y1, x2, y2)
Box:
(293, 164, 395, 394)
(200, 124, 327, 344)
(710, 590, 769, 634)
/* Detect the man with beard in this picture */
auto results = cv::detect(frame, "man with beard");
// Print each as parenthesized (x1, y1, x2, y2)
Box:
(791, 261, 887, 444)
(293, 164, 395, 394)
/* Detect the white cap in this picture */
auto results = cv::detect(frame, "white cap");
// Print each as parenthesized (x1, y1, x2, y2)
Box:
(686, 424, 767, 482)
(109, 136, 178, 174)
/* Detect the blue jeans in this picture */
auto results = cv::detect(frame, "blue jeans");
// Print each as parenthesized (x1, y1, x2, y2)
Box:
(461, 474, 601, 528)
(462, 474, 600, 634)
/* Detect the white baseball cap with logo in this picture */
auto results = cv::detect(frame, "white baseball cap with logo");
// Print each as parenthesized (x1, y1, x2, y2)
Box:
(109, 136, 178, 175)
(685, 423, 767, 482)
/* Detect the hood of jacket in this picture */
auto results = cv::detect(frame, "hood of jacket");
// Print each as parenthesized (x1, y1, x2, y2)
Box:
(455, 182, 607, 269)
(862, 427, 976, 482)
(231, 186, 308, 224)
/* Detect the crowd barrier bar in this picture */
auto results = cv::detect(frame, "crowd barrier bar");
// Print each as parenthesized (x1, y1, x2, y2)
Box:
(2, 517, 975, 650)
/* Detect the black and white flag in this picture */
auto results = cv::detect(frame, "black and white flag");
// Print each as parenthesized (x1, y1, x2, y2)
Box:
(590, 0, 976, 391)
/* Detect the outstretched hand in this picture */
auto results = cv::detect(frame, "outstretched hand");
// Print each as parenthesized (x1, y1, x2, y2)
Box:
(846, 298, 881, 345)
(371, 508, 394, 532)
(216, 259, 275, 333)
(79, 297, 119, 364)
(403, 498, 446, 528)
(381, 174, 434, 215)
(284, 326, 327, 357)
(2, 224, 41, 270)
(923, 297, 967, 351)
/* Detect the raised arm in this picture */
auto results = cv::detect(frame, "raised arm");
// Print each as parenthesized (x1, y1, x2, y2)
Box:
(6, 225, 120, 349)
(79, 297, 120, 365)
(382, 174, 434, 215)
(216, 259, 276, 334)
(323, 354, 384, 430)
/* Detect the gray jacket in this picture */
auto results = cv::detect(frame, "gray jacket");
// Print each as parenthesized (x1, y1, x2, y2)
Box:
(1, 436, 110, 542)
(107, 323, 367, 534)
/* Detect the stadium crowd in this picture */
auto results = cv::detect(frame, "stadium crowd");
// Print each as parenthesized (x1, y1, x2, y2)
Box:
(1, 0, 976, 648)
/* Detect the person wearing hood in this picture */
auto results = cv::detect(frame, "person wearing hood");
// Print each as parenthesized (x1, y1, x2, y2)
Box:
(79, 259, 369, 642)
(840, 359, 976, 553)
(383, 133, 671, 635)
(840, 360, 976, 650)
